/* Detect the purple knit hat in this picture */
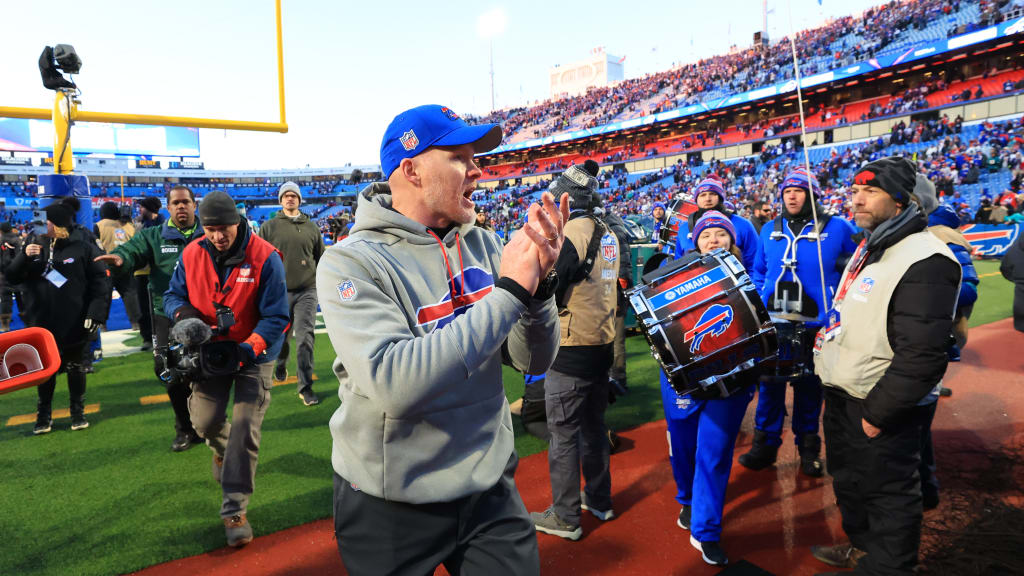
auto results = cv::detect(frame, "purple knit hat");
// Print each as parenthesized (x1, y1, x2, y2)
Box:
(780, 167, 814, 196)
(692, 210, 736, 246)
(692, 178, 725, 204)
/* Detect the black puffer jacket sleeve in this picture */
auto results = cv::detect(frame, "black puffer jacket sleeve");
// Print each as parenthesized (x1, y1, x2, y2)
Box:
(1001, 233, 1024, 282)
(85, 241, 112, 324)
(862, 254, 961, 429)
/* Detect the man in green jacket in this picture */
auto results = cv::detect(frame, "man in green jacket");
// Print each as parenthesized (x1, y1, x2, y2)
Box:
(95, 186, 205, 451)
(259, 181, 325, 406)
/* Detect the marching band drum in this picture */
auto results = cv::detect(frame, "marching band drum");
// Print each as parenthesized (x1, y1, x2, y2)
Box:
(627, 248, 778, 399)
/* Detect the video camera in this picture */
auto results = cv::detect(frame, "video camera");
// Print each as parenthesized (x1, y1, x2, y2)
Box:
(30, 210, 48, 237)
(163, 303, 242, 382)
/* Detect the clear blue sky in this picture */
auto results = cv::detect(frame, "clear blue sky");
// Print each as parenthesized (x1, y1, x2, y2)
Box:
(0, 0, 880, 169)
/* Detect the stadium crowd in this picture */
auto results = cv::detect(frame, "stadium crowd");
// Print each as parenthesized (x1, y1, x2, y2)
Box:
(467, 0, 1019, 143)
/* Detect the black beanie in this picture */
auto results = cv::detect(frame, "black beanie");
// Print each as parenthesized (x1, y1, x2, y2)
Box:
(198, 191, 241, 226)
(136, 196, 162, 214)
(99, 201, 120, 220)
(44, 203, 74, 229)
(551, 160, 600, 211)
(853, 156, 917, 205)
(0, 222, 11, 233)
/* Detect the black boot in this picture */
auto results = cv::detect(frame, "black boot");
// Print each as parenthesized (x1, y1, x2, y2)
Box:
(68, 368, 89, 431)
(739, 430, 778, 471)
(34, 376, 56, 435)
(798, 434, 824, 477)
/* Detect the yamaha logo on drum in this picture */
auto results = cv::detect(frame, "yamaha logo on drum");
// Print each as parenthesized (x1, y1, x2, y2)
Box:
(684, 304, 734, 353)
(647, 266, 728, 312)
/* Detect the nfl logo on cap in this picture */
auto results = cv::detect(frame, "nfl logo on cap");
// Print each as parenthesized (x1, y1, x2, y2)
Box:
(400, 130, 419, 151)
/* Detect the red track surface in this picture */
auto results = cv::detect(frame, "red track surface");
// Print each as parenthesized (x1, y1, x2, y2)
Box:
(134, 319, 1024, 576)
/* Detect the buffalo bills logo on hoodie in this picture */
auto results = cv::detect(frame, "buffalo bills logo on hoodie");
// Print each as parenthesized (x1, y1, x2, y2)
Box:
(415, 266, 493, 330)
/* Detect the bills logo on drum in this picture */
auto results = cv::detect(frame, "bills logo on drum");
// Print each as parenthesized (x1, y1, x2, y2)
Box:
(684, 304, 734, 353)
(601, 234, 618, 263)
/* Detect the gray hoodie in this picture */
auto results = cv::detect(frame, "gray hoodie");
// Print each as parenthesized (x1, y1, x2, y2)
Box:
(316, 183, 560, 504)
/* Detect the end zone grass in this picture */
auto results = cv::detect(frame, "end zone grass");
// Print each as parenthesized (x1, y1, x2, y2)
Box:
(0, 262, 1012, 576)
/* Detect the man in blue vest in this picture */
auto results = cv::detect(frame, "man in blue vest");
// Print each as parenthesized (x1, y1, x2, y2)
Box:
(674, 178, 759, 267)
(164, 190, 289, 548)
(744, 167, 857, 476)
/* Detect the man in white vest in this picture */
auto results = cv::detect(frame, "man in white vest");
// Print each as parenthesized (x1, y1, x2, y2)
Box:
(809, 156, 961, 576)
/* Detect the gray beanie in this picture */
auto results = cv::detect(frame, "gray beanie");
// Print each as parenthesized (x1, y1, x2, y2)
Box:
(912, 173, 938, 215)
(550, 160, 600, 211)
(199, 191, 241, 226)
(278, 181, 301, 203)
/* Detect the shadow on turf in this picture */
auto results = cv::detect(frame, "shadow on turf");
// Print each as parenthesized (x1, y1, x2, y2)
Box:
(261, 452, 332, 479)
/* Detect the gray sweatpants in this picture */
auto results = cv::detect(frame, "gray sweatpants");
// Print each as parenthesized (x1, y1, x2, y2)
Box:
(545, 370, 612, 526)
(277, 286, 317, 393)
(190, 363, 273, 518)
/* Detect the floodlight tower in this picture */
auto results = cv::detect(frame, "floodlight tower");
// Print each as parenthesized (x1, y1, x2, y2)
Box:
(478, 8, 507, 112)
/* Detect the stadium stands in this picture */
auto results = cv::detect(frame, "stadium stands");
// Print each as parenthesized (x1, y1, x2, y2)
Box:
(467, 0, 1017, 145)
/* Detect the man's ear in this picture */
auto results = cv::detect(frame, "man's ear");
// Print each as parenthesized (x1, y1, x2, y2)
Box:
(399, 158, 421, 188)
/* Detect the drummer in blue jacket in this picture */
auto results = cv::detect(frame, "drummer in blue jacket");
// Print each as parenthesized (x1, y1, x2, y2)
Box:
(661, 211, 758, 567)
(673, 178, 759, 267)
(744, 167, 857, 476)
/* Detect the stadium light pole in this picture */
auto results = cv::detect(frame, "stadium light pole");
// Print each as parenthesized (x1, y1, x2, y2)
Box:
(478, 7, 507, 112)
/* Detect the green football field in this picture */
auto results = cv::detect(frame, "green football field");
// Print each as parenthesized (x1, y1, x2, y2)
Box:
(0, 260, 1013, 576)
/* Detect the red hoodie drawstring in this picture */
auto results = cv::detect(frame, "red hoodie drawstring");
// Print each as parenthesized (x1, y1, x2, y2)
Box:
(426, 230, 461, 303)
(454, 232, 466, 300)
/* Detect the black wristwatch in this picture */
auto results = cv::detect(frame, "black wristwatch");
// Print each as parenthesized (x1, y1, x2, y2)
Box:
(533, 270, 558, 301)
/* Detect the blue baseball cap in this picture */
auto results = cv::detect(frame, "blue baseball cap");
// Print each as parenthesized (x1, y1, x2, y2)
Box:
(379, 105, 502, 179)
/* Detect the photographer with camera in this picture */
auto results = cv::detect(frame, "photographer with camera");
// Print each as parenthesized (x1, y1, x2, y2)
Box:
(163, 190, 289, 548)
(4, 203, 109, 433)
(95, 186, 205, 452)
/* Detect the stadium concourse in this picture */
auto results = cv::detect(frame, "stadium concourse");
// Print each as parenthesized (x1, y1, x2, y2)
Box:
(132, 318, 1024, 576)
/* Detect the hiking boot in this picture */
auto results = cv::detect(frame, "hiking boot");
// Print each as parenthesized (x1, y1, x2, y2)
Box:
(739, 430, 778, 471)
(70, 413, 89, 431)
(33, 415, 52, 435)
(224, 514, 253, 547)
(531, 507, 582, 541)
(274, 364, 288, 382)
(690, 536, 728, 566)
(300, 389, 320, 406)
(580, 491, 615, 521)
(677, 505, 692, 530)
(799, 434, 824, 478)
(212, 454, 224, 484)
(811, 543, 866, 568)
